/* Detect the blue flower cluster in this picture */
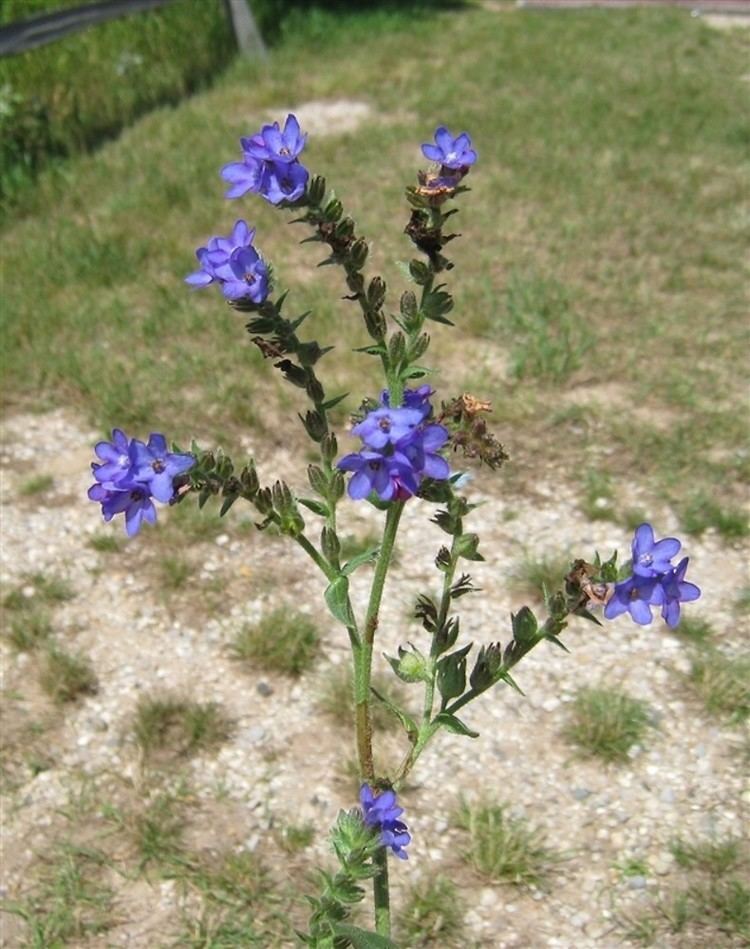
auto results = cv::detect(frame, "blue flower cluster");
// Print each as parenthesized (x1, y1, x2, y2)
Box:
(337, 386, 450, 502)
(88, 429, 194, 536)
(221, 113, 309, 206)
(421, 126, 477, 171)
(604, 523, 701, 628)
(185, 219, 269, 303)
(360, 784, 411, 860)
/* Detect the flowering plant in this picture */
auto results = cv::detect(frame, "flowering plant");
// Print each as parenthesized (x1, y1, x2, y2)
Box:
(88, 116, 700, 945)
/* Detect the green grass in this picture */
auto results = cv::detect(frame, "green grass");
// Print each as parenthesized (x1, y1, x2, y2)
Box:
(456, 799, 557, 887)
(510, 552, 570, 602)
(6, 842, 115, 944)
(626, 836, 750, 945)
(39, 646, 98, 703)
(133, 693, 233, 759)
(230, 608, 320, 677)
(133, 791, 188, 869)
(581, 469, 618, 522)
(87, 533, 123, 553)
(564, 686, 652, 762)
(397, 875, 464, 947)
(679, 491, 750, 538)
(5, 608, 53, 651)
(500, 270, 591, 384)
(686, 649, 750, 724)
(18, 473, 55, 496)
(275, 821, 315, 854)
(0, 0, 235, 212)
(673, 615, 714, 645)
(3, 571, 75, 610)
(159, 553, 194, 591)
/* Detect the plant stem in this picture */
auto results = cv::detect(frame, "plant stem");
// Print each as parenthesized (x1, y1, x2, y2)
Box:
(373, 847, 391, 938)
(353, 500, 404, 782)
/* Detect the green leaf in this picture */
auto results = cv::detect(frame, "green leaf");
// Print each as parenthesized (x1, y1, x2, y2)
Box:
(370, 687, 419, 743)
(342, 546, 380, 576)
(298, 497, 330, 517)
(324, 576, 356, 627)
(499, 669, 526, 695)
(333, 925, 397, 949)
(433, 712, 479, 739)
(322, 391, 349, 411)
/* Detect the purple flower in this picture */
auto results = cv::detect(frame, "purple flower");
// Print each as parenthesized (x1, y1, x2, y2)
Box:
(381, 385, 435, 420)
(242, 113, 306, 164)
(129, 433, 195, 504)
(221, 156, 264, 200)
(185, 220, 269, 302)
(421, 126, 477, 170)
(604, 574, 661, 625)
(604, 524, 701, 628)
(88, 481, 157, 538)
(352, 406, 424, 450)
(337, 389, 450, 502)
(91, 428, 132, 486)
(259, 160, 309, 205)
(360, 784, 411, 860)
(88, 429, 194, 535)
(657, 557, 701, 628)
(221, 114, 309, 206)
(337, 450, 419, 502)
(631, 523, 681, 578)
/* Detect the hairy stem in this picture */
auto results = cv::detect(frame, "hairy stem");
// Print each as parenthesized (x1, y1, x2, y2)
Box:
(373, 847, 391, 938)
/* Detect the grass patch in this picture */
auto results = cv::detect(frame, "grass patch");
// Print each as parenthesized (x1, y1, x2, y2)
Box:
(626, 836, 749, 945)
(88, 533, 123, 553)
(5, 608, 53, 651)
(133, 791, 188, 870)
(160, 553, 194, 591)
(397, 875, 464, 947)
(735, 587, 750, 615)
(18, 473, 55, 496)
(6, 842, 115, 944)
(679, 492, 749, 538)
(39, 646, 98, 703)
(275, 822, 315, 854)
(133, 693, 233, 760)
(686, 648, 750, 723)
(510, 552, 570, 602)
(564, 686, 651, 762)
(581, 469, 617, 522)
(3, 571, 75, 610)
(501, 271, 590, 384)
(673, 615, 714, 645)
(230, 608, 320, 677)
(456, 799, 557, 886)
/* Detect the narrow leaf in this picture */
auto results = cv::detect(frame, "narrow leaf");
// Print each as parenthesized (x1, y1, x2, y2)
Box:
(433, 712, 479, 739)
(324, 576, 356, 627)
(342, 546, 380, 576)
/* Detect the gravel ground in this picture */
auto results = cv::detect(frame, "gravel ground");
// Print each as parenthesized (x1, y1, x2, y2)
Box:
(1, 408, 748, 947)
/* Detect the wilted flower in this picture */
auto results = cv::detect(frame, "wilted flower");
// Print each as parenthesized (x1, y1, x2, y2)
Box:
(360, 784, 411, 860)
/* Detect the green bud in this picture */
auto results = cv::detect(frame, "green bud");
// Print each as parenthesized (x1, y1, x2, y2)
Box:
(363, 307, 386, 341)
(335, 216, 355, 240)
(455, 532, 484, 562)
(301, 410, 327, 442)
(321, 526, 340, 563)
(469, 642, 504, 691)
(408, 258, 431, 286)
(367, 277, 386, 310)
(349, 238, 369, 271)
(324, 197, 343, 222)
(437, 645, 470, 701)
(511, 606, 538, 645)
(388, 331, 406, 366)
(307, 174, 326, 206)
(385, 644, 431, 684)
(321, 433, 338, 465)
(408, 333, 430, 361)
(330, 469, 345, 503)
(308, 464, 328, 497)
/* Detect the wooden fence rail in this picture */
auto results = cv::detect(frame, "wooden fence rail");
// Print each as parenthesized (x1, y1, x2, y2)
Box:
(0, 0, 265, 58)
